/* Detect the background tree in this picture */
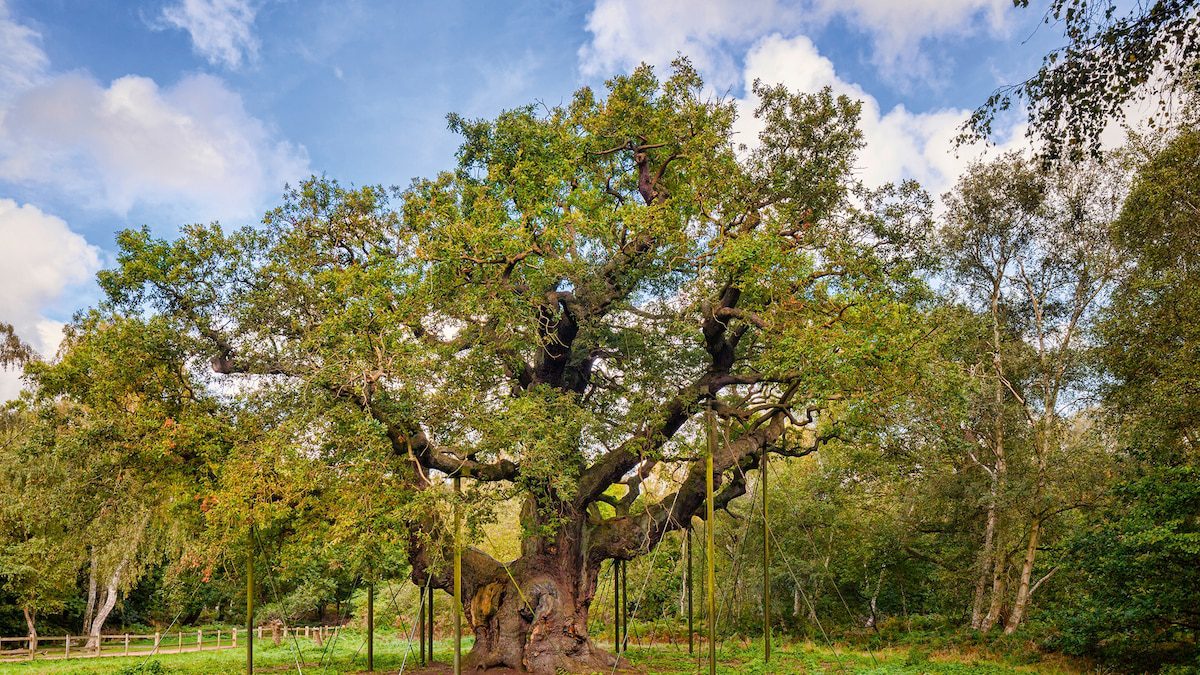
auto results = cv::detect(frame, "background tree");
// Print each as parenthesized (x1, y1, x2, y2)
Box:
(964, 0, 1200, 160)
(0, 406, 83, 653)
(16, 314, 227, 649)
(940, 153, 1122, 633)
(1055, 124, 1200, 666)
(0, 323, 33, 369)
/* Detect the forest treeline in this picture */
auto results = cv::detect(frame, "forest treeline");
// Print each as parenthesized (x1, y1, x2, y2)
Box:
(1, 2, 1198, 670)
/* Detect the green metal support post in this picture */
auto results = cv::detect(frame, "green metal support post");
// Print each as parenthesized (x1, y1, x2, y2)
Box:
(367, 582, 374, 671)
(687, 527, 694, 655)
(246, 526, 254, 675)
(419, 584, 426, 665)
(706, 406, 717, 675)
(454, 475, 462, 675)
(763, 439, 771, 663)
(428, 577, 435, 661)
(625, 560, 631, 651)
(613, 560, 621, 655)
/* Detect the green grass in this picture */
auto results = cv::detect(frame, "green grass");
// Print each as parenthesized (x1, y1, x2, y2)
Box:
(0, 633, 1083, 674)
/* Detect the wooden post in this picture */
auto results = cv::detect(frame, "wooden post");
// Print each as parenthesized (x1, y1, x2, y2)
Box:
(124, 634, 130, 656)
(233, 627, 238, 648)
(198, 629, 203, 650)
(367, 582, 375, 672)
(763, 439, 771, 663)
(65, 635, 70, 659)
(453, 475, 463, 675)
(706, 406, 717, 675)
(217, 629, 222, 649)
(419, 584, 426, 665)
(178, 631, 184, 653)
(687, 527, 694, 655)
(153, 632, 160, 651)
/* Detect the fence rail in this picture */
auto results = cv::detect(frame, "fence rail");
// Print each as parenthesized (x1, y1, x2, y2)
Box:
(0, 625, 343, 662)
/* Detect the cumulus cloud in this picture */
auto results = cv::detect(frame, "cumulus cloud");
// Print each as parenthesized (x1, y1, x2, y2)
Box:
(160, 0, 260, 69)
(579, 0, 1011, 88)
(0, 72, 309, 219)
(734, 34, 1024, 199)
(0, 0, 47, 96)
(0, 199, 101, 400)
(0, 1, 305, 400)
(809, 0, 1009, 80)
(579, 0, 793, 89)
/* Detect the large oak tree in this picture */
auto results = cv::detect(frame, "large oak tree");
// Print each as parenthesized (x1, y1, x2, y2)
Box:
(99, 63, 933, 672)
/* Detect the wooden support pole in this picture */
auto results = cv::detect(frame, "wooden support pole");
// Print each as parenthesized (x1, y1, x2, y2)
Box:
(453, 475, 462, 675)
(687, 527, 694, 655)
(763, 439, 771, 663)
(367, 582, 375, 672)
(65, 636, 70, 659)
(706, 406, 717, 675)
(124, 634, 130, 656)
(178, 631, 183, 653)
(419, 584, 426, 665)
(247, 527, 254, 675)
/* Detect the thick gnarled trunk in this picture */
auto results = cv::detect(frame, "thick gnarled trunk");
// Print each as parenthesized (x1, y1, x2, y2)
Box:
(417, 503, 619, 673)
(465, 556, 612, 672)
(476, 505, 617, 673)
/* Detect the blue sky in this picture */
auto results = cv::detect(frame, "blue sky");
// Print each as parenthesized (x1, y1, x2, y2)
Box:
(0, 0, 1058, 397)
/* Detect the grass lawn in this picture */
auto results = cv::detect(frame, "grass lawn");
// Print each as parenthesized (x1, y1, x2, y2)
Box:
(0, 632, 1085, 674)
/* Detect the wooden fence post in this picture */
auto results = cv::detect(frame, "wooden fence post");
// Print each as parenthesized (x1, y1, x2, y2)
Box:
(217, 629, 222, 649)
(65, 636, 70, 659)
(124, 634, 130, 656)
(198, 629, 203, 649)
(154, 632, 160, 651)
(233, 627, 238, 648)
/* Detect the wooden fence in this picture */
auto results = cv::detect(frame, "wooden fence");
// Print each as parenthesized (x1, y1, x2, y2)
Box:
(0, 625, 343, 662)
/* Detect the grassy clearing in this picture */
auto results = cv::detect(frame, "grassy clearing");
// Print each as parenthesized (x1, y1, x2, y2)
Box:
(0, 632, 1084, 674)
